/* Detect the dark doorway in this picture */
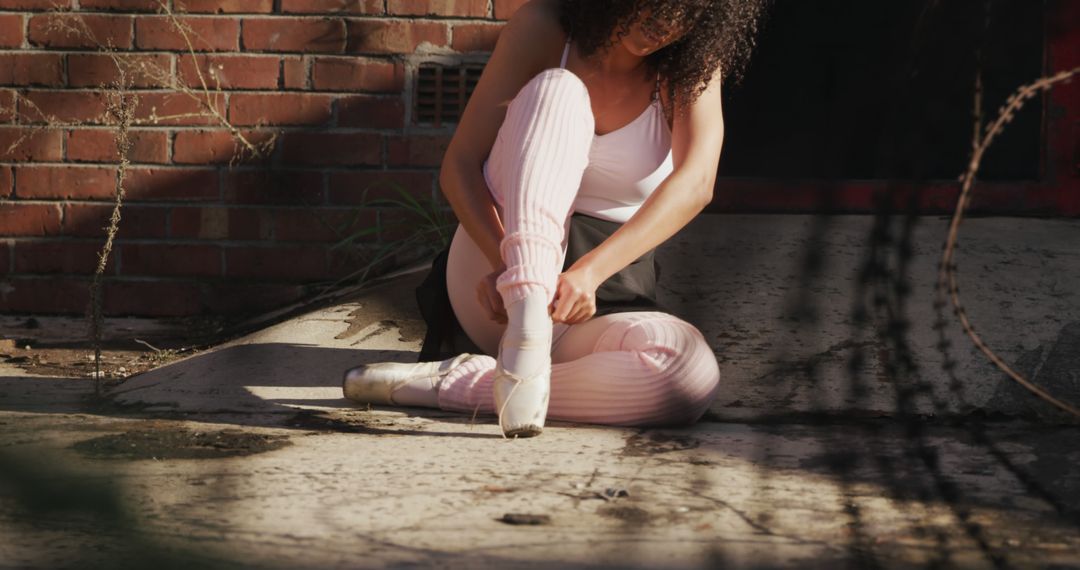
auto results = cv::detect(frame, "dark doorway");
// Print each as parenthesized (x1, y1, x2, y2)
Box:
(718, 0, 1045, 181)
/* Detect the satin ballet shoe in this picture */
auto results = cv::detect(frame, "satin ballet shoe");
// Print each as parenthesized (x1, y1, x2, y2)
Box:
(492, 343, 552, 439)
(343, 353, 481, 407)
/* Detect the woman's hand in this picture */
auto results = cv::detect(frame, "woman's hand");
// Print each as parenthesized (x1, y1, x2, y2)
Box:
(477, 265, 508, 324)
(550, 264, 601, 325)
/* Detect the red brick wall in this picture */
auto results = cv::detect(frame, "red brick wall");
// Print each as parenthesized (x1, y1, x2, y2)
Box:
(0, 0, 530, 317)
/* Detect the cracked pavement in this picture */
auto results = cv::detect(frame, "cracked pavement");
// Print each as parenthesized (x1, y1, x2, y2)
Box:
(1, 214, 1078, 569)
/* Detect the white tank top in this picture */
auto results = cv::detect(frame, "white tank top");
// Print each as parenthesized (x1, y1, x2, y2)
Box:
(565, 37, 674, 223)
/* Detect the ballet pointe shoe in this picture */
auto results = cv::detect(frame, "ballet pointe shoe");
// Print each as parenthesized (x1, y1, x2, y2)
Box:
(343, 353, 481, 407)
(492, 343, 551, 439)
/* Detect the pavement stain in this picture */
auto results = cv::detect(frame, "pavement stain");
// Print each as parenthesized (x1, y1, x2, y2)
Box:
(72, 428, 292, 460)
(286, 409, 385, 434)
(597, 504, 653, 524)
(620, 431, 701, 457)
(336, 272, 428, 344)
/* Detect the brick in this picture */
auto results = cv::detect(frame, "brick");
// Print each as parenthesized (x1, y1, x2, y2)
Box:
(273, 207, 376, 242)
(170, 129, 229, 164)
(386, 134, 451, 167)
(0, 14, 24, 48)
(280, 0, 380, 14)
(222, 168, 324, 205)
(242, 17, 345, 53)
(17, 90, 108, 124)
(311, 57, 404, 92)
(336, 95, 403, 129)
(177, 54, 280, 90)
(0, 53, 63, 86)
(282, 56, 307, 89)
(0, 0, 71, 9)
(15, 165, 116, 199)
(0, 165, 10, 198)
(228, 92, 333, 126)
(388, 0, 488, 17)
(0, 240, 9, 273)
(170, 206, 270, 239)
(66, 128, 169, 163)
(327, 170, 433, 205)
(0, 203, 61, 236)
(493, 0, 527, 19)
(0, 127, 63, 162)
(119, 242, 220, 276)
(280, 131, 381, 166)
(135, 16, 239, 51)
(67, 53, 173, 89)
(12, 241, 116, 274)
(174, 0, 273, 13)
(132, 91, 225, 126)
(173, 128, 275, 164)
(80, 0, 161, 11)
(452, 23, 503, 52)
(200, 282, 305, 315)
(124, 167, 219, 201)
(102, 279, 202, 316)
(61, 203, 168, 238)
(225, 244, 327, 279)
(27, 13, 133, 49)
(345, 20, 447, 54)
(0, 276, 90, 314)
(0, 89, 15, 122)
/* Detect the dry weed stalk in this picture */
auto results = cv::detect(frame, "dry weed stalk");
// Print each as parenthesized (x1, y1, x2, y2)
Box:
(31, 2, 278, 164)
(87, 69, 136, 395)
(939, 65, 1080, 418)
(0, 4, 282, 392)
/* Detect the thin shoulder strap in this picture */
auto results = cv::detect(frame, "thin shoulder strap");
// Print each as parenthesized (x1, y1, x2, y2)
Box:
(560, 37, 570, 68)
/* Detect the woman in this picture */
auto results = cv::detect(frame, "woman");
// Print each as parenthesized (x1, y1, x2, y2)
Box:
(343, 0, 767, 438)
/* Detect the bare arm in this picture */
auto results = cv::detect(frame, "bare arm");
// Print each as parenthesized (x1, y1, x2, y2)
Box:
(569, 67, 725, 289)
(438, 1, 562, 271)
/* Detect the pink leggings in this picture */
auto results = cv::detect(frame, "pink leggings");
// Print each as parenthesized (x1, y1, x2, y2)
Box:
(439, 68, 721, 427)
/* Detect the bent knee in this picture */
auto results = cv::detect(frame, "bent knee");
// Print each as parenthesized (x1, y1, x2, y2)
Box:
(597, 314, 722, 426)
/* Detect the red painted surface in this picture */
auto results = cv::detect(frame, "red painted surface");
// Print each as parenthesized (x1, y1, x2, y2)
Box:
(1044, 0, 1080, 215)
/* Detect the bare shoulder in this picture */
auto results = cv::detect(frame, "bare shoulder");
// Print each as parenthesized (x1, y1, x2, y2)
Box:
(443, 0, 567, 166)
(502, 0, 565, 62)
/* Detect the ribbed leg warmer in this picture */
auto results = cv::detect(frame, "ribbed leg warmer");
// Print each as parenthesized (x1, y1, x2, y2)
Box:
(483, 67, 595, 380)
(487, 67, 594, 308)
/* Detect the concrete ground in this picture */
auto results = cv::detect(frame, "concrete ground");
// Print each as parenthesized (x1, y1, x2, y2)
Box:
(1, 214, 1078, 569)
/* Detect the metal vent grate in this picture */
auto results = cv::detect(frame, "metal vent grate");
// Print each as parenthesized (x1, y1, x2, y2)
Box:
(414, 63, 484, 127)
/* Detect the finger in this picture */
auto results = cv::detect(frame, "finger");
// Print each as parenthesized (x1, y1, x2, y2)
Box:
(549, 284, 561, 316)
(570, 295, 597, 324)
(551, 293, 572, 323)
(567, 303, 589, 325)
(556, 296, 581, 324)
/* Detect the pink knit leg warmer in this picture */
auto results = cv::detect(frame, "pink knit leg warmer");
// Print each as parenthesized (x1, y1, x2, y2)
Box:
(485, 67, 595, 307)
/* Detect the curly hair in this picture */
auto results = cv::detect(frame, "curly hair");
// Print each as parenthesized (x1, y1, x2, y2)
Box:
(557, 0, 769, 118)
